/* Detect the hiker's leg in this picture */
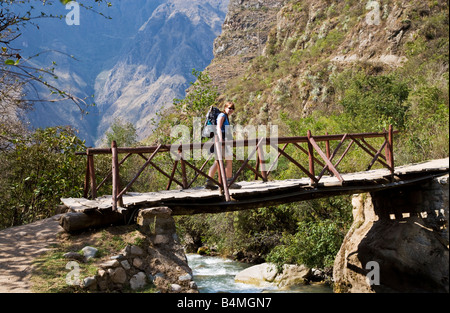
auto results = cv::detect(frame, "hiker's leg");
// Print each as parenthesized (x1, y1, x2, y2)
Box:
(205, 162, 219, 190)
(208, 161, 218, 178)
(225, 160, 232, 178)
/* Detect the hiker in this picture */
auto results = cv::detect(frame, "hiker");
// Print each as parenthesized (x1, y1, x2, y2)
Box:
(204, 101, 241, 190)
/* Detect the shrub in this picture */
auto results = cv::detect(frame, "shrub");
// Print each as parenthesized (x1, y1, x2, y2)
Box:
(0, 127, 86, 229)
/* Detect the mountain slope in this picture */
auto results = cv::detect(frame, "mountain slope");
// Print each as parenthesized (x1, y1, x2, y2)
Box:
(204, 0, 448, 162)
(94, 0, 228, 144)
(21, 0, 228, 145)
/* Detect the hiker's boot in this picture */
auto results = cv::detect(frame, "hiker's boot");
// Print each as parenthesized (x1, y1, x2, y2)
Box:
(227, 178, 242, 189)
(204, 178, 218, 190)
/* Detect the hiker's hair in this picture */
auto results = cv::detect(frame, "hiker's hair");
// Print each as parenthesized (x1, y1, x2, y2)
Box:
(223, 101, 235, 111)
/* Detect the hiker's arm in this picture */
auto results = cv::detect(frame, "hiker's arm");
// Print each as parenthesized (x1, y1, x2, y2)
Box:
(217, 115, 225, 141)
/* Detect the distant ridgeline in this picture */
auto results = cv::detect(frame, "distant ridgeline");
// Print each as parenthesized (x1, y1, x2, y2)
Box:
(20, 0, 229, 146)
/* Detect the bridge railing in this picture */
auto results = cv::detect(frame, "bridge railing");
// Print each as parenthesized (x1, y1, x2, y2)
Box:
(76, 125, 395, 210)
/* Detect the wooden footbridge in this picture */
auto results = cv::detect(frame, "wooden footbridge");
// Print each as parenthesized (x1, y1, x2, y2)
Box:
(60, 126, 449, 231)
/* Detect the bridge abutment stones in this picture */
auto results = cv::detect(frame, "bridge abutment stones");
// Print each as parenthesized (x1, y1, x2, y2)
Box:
(137, 207, 178, 245)
(77, 207, 197, 293)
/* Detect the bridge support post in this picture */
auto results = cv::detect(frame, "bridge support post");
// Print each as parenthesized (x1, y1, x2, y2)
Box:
(86, 150, 97, 199)
(179, 148, 188, 189)
(389, 124, 394, 173)
(385, 125, 395, 175)
(307, 130, 316, 185)
(111, 141, 123, 211)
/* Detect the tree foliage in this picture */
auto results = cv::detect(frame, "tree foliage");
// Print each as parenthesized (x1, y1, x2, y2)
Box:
(104, 118, 138, 147)
(0, 126, 86, 229)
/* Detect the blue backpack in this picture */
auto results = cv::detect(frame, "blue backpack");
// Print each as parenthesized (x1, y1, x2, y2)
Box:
(202, 106, 222, 138)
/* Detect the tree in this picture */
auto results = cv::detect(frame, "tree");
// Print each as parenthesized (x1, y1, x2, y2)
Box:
(173, 69, 219, 119)
(0, 126, 86, 229)
(104, 118, 137, 147)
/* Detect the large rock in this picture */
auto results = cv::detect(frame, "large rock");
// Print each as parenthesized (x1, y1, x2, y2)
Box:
(130, 272, 147, 290)
(274, 264, 312, 287)
(110, 267, 127, 284)
(334, 174, 449, 293)
(235, 263, 278, 286)
(235, 263, 311, 287)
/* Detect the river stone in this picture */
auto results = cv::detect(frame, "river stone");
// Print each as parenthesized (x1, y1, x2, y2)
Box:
(171, 284, 182, 293)
(130, 272, 147, 290)
(63, 252, 85, 262)
(133, 257, 144, 269)
(130, 245, 144, 256)
(81, 246, 98, 261)
(120, 260, 131, 270)
(178, 273, 192, 282)
(235, 263, 311, 287)
(99, 259, 119, 268)
(81, 276, 97, 289)
(234, 263, 278, 286)
(154, 234, 169, 245)
(189, 281, 198, 289)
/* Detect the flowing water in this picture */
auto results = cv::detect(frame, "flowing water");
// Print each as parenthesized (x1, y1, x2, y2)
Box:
(186, 254, 333, 293)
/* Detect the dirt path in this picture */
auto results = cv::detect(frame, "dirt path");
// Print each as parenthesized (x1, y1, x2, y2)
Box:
(0, 215, 64, 293)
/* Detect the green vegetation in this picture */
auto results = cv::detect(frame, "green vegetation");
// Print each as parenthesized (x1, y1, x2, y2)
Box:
(0, 127, 86, 229)
(104, 118, 138, 147)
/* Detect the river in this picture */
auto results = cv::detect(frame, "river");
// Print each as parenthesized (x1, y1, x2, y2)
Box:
(186, 254, 333, 293)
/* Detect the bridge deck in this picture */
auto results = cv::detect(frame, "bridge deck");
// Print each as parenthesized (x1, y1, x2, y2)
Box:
(61, 158, 449, 215)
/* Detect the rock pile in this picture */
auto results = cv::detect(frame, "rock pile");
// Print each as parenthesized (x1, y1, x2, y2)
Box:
(82, 243, 196, 292)
(65, 207, 198, 293)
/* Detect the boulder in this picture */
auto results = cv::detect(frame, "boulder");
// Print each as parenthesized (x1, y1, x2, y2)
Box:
(235, 263, 311, 287)
(274, 264, 311, 287)
(235, 263, 277, 286)
(333, 175, 449, 293)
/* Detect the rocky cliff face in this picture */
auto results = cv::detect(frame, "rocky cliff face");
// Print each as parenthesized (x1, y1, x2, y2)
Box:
(94, 0, 228, 144)
(205, 0, 288, 91)
(22, 0, 228, 145)
(333, 175, 449, 293)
